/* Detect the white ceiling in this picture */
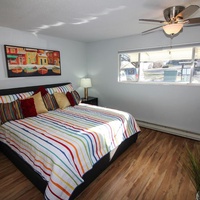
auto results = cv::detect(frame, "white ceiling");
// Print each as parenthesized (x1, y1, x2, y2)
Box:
(0, 0, 200, 42)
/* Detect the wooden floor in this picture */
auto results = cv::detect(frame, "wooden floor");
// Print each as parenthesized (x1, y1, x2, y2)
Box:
(0, 127, 200, 200)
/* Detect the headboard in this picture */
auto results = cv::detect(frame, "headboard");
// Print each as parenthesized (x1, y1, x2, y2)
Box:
(0, 82, 71, 95)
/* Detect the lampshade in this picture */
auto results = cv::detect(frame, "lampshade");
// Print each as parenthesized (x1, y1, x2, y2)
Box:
(80, 78, 92, 88)
(163, 23, 183, 35)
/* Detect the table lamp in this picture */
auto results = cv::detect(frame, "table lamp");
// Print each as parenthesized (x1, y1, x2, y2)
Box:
(80, 78, 92, 99)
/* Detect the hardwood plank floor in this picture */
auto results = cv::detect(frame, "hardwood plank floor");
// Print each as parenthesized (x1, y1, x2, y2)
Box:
(0, 151, 43, 200)
(0, 127, 199, 200)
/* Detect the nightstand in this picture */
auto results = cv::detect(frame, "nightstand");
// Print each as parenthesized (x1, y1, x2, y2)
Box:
(81, 97, 98, 106)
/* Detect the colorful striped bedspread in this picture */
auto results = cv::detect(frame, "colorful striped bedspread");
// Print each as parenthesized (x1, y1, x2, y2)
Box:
(0, 103, 140, 200)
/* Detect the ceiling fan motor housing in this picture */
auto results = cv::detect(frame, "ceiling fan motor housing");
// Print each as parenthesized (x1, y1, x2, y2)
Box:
(163, 6, 185, 22)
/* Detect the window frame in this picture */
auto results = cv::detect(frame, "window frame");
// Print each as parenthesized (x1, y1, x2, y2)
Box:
(118, 43, 200, 85)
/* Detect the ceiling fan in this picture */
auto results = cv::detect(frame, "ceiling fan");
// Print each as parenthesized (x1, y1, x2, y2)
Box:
(139, 5, 200, 35)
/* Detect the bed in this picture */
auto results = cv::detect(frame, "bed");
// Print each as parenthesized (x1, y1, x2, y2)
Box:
(0, 82, 140, 200)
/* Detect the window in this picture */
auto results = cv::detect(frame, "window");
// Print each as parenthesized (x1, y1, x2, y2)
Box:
(118, 45, 200, 84)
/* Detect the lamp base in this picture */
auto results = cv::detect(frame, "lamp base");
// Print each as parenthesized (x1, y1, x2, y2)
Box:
(84, 88, 88, 99)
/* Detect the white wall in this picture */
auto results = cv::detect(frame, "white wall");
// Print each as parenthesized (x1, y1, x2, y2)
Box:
(0, 27, 87, 95)
(86, 26, 200, 134)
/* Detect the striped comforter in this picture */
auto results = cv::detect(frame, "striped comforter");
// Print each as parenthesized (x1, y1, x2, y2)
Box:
(0, 103, 140, 200)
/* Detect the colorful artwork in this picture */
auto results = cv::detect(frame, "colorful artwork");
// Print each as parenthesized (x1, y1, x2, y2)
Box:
(4, 45, 61, 77)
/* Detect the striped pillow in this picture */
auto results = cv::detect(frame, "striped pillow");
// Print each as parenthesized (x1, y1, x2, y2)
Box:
(66, 83, 74, 92)
(46, 84, 74, 95)
(0, 92, 34, 103)
(0, 99, 24, 124)
(42, 93, 59, 111)
(71, 90, 81, 105)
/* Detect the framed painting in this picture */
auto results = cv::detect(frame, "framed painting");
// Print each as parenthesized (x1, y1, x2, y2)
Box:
(4, 45, 61, 78)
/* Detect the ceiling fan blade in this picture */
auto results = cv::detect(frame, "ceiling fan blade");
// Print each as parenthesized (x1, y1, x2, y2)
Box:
(185, 17, 200, 24)
(139, 19, 165, 23)
(177, 5, 199, 19)
(142, 25, 163, 34)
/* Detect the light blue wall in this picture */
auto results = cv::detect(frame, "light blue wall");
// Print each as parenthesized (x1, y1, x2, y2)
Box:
(0, 26, 87, 96)
(0, 26, 199, 134)
(86, 26, 200, 134)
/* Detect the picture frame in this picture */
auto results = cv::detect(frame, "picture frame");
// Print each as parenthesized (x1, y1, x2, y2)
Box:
(4, 45, 61, 78)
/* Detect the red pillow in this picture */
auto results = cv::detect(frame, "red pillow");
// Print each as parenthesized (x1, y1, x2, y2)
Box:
(20, 98, 37, 118)
(66, 92, 76, 106)
(34, 86, 48, 96)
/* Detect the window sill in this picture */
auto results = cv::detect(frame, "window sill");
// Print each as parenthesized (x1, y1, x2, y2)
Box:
(118, 81, 200, 86)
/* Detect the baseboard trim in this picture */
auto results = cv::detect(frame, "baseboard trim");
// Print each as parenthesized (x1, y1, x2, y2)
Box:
(137, 120, 200, 141)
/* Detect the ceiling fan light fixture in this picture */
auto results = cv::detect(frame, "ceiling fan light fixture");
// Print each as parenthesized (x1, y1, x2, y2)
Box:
(163, 23, 183, 35)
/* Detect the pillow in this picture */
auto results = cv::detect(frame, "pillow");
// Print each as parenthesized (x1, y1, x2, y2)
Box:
(31, 92, 48, 114)
(13, 99, 24, 120)
(66, 83, 74, 92)
(54, 92, 71, 109)
(42, 93, 59, 111)
(71, 90, 81, 105)
(34, 86, 48, 96)
(46, 83, 74, 95)
(20, 98, 37, 118)
(0, 99, 24, 124)
(0, 91, 34, 103)
(66, 92, 76, 106)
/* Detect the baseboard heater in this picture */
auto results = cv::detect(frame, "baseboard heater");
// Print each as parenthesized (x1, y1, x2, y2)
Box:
(137, 119, 200, 141)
